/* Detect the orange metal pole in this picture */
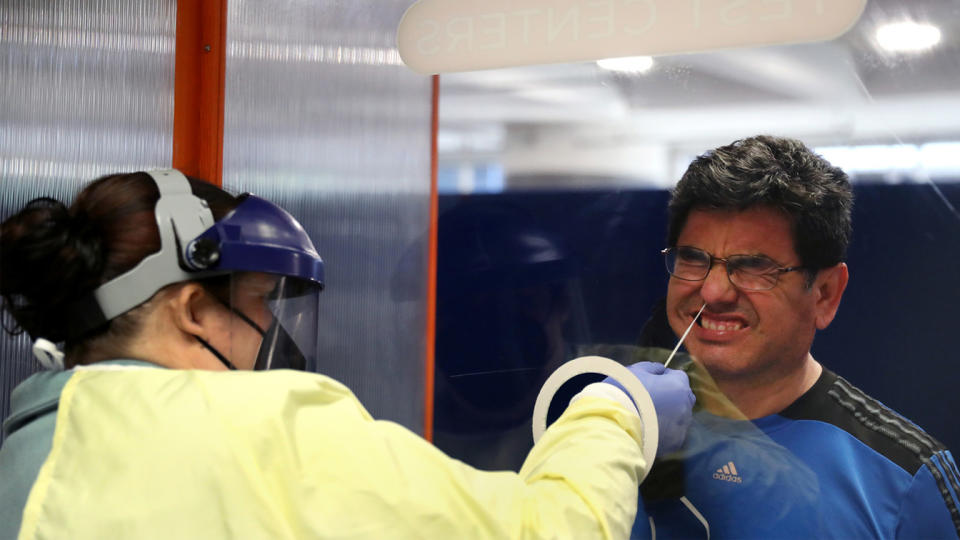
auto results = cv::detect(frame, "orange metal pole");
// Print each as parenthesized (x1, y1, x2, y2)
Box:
(424, 74, 440, 442)
(173, 0, 228, 186)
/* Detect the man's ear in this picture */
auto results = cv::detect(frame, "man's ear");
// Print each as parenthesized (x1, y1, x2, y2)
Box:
(167, 283, 215, 339)
(813, 263, 849, 330)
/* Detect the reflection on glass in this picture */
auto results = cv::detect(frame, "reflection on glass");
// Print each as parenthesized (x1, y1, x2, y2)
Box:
(433, 199, 581, 471)
(434, 1, 960, 538)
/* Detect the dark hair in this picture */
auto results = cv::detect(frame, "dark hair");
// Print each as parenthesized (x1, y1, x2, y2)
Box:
(0, 172, 239, 363)
(667, 135, 853, 275)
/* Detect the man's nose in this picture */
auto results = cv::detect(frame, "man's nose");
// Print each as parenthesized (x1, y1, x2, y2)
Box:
(699, 261, 738, 304)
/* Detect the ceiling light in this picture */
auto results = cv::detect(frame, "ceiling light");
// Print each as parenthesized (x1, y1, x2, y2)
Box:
(876, 22, 941, 53)
(816, 144, 920, 172)
(596, 56, 654, 74)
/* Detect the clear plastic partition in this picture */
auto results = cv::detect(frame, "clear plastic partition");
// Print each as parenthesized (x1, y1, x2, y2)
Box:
(0, 0, 177, 445)
(433, 0, 960, 536)
(221, 0, 433, 431)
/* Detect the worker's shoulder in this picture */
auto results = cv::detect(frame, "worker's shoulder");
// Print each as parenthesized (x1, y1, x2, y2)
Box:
(74, 366, 366, 419)
(779, 368, 950, 476)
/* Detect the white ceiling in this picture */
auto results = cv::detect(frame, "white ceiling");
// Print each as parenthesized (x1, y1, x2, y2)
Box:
(436, 0, 960, 186)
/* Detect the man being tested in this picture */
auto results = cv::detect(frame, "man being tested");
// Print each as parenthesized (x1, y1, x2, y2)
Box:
(633, 135, 960, 538)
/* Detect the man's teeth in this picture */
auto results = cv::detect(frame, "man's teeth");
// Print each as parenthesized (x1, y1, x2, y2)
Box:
(700, 318, 743, 331)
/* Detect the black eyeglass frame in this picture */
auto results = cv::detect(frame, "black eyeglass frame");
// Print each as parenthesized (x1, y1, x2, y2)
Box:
(661, 246, 806, 291)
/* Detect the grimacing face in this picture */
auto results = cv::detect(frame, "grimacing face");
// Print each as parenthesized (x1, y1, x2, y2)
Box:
(665, 207, 835, 385)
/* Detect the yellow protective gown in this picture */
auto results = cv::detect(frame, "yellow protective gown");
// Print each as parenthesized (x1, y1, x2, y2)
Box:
(18, 366, 645, 539)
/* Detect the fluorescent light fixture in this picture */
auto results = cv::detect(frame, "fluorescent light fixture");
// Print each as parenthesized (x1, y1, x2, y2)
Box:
(876, 22, 941, 53)
(817, 144, 920, 172)
(817, 142, 960, 177)
(919, 142, 960, 173)
(596, 56, 654, 74)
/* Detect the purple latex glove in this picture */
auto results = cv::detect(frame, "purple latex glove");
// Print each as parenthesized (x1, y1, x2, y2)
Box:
(604, 362, 695, 456)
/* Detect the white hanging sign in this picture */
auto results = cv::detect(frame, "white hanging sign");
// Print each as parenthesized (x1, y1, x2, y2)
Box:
(398, 0, 868, 74)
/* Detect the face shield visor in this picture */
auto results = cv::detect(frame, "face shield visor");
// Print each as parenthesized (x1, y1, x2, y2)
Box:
(214, 273, 323, 372)
(192, 191, 326, 372)
(197, 272, 322, 371)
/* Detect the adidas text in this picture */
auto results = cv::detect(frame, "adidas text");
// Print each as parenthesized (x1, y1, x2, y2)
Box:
(713, 461, 742, 483)
(712, 472, 742, 483)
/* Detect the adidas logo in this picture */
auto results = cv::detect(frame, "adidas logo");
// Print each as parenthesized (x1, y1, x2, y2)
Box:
(712, 461, 743, 483)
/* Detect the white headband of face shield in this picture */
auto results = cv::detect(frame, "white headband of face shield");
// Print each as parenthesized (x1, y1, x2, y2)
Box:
(33, 170, 218, 369)
(93, 169, 219, 321)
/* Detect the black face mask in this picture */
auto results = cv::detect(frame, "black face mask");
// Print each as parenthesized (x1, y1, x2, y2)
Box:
(194, 305, 306, 372)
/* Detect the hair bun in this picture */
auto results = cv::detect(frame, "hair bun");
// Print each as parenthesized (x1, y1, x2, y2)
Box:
(1, 197, 106, 340)
(65, 207, 105, 277)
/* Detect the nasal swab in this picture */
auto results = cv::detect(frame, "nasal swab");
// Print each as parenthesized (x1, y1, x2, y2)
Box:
(664, 303, 706, 368)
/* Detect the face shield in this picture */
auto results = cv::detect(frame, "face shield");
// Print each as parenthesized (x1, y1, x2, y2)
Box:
(232, 274, 322, 372)
(195, 190, 326, 372)
(200, 272, 321, 371)
(64, 170, 326, 372)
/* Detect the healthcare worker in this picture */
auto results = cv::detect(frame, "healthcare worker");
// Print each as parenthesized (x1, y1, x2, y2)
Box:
(0, 170, 694, 539)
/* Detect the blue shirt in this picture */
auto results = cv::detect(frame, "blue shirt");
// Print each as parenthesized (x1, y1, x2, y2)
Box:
(632, 368, 960, 539)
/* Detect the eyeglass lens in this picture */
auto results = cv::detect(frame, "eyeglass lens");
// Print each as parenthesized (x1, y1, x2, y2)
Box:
(664, 247, 782, 290)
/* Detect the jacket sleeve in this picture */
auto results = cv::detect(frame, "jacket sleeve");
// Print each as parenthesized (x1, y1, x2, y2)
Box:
(895, 450, 960, 539)
(290, 391, 647, 540)
(15, 370, 648, 540)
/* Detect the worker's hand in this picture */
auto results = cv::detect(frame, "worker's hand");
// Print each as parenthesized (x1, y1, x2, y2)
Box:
(604, 362, 695, 456)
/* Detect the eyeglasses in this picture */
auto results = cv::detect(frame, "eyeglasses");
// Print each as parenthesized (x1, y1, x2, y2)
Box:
(662, 246, 805, 291)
